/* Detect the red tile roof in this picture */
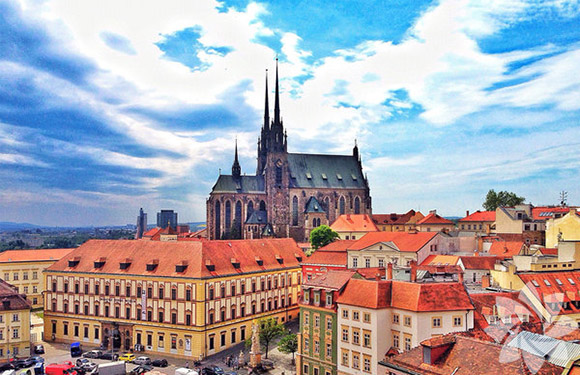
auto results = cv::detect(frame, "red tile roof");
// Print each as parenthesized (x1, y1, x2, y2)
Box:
(417, 212, 455, 225)
(488, 240, 524, 257)
(349, 231, 438, 252)
(536, 248, 558, 256)
(0, 279, 31, 311)
(336, 279, 392, 309)
(47, 239, 305, 278)
(417, 264, 463, 275)
(519, 271, 580, 316)
(459, 210, 496, 222)
(337, 279, 473, 312)
(301, 250, 348, 267)
(303, 270, 358, 290)
(0, 248, 74, 263)
(459, 256, 499, 270)
(532, 206, 570, 221)
(372, 210, 420, 225)
(317, 240, 356, 251)
(381, 334, 563, 375)
(390, 281, 474, 312)
(421, 255, 460, 266)
(330, 214, 379, 232)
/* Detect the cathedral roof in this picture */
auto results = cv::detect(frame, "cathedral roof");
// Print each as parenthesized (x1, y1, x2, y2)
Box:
(211, 175, 265, 194)
(304, 196, 325, 213)
(287, 153, 366, 189)
(246, 210, 268, 224)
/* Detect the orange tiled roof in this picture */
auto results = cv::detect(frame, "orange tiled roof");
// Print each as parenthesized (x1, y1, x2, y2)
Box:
(421, 254, 460, 266)
(532, 206, 570, 221)
(0, 248, 74, 263)
(488, 240, 524, 257)
(519, 271, 580, 316)
(302, 250, 348, 267)
(317, 240, 356, 251)
(459, 210, 496, 222)
(381, 334, 563, 375)
(143, 227, 161, 237)
(330, 214, 379, 232)
(0, 279, 31, 311)
(47, 239, 304, 278)
(459, 256, 498, 270)
(349, 231, 438, 252)
(372, 210, 419, 225)
(337, 279, 473, 312)
(303, 270, 358, 290)
(537, 247, 558, 256)
(417, 212, 454, 225)
(336, 278, 392, 309)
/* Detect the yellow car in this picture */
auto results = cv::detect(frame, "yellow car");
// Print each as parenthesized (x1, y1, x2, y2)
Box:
(118, 353, 136, 362)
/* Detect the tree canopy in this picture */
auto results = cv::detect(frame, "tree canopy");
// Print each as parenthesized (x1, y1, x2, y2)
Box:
(483, 189, 525, 211)
(309, 225, 340, 251)
(247, 317, 285, 359)
(277, 332, 298, 364)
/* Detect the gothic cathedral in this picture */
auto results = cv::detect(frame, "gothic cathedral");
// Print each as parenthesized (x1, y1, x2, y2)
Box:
(207, 61, 372, 242)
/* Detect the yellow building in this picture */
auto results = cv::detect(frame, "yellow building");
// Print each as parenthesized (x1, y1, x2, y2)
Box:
(546, 208, 580, 248)
(0, 279, 32, 359)
(0, 248, 73, 309)
(44, 239, 304, 360)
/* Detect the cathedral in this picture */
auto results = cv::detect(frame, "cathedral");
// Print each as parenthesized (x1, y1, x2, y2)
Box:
(207, 61, 372, 242)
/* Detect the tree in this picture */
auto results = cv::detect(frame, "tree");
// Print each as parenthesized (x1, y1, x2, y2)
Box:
(309, 225, 340, 251)
(483, 189, 525, 211)
(277, 332, 298, 364)
(258, 317, 285, 359)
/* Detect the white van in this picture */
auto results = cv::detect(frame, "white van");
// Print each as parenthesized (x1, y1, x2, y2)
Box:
(174, 368, 199, 375)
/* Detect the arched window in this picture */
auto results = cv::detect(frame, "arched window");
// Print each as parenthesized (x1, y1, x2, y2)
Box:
(339, 196, 346, 215)
(276, 166, 283, 185)
(259, 200, 266, 211)
(247, 201, 254, 220)
(225, 200, 232, 231)
(324, 197, 330, 219)
(215, 201, 221, 239)
(354, 196, 361, 214)
(235, 201, 242, 238)
(292, 196, 298, 226)
(312, 218, 316, 227)
(316, 218, 321, 227)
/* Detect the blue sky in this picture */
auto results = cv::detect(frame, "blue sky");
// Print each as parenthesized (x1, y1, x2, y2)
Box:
(1, 0, 580, 226)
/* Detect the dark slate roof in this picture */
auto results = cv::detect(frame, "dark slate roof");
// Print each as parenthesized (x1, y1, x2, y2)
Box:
(246, 210, 268, 224)
(211, 175, 265, 193)
(304, 196, 325, 213)
(287, 153, 366, 189)
(262, 223, 274, 236)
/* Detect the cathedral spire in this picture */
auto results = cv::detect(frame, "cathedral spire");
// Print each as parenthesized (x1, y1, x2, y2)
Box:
(263, 69, 269, 131)
(232, 138, 241, 179)
(353, 139, 359, 158)
(274, 57, 281, 126)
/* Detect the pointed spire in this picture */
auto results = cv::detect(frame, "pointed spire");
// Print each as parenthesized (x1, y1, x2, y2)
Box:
(263, 69, 269, 131)
(274, 57, 281, 126)
(353, 138, 359, 158)
(232, 138, 241, 179)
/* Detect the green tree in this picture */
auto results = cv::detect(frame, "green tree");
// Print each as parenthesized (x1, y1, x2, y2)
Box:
(483, 189, 525, 211)
(277, 332, 298, 364)
(309, 225, 340, 251)
(258, 317, 285, 359)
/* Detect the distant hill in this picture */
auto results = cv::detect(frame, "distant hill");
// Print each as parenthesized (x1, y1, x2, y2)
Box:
(0, 222, 43, 231)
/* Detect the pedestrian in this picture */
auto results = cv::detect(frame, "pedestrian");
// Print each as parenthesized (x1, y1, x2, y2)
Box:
(185, 361, 189, 369)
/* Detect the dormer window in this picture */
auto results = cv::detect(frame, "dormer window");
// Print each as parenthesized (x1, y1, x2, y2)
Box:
(295, 253, 303, 262)
(206, 260, 215, 272)
(275, 255, 284, 264)
(351, 174, 357, 181)
(146, 259, 159, 271)
(176, 261, 188, 273)
(94, 258, 106, 269)
(321, 173, 327, 180)
(231, 258, 241, 269)
(119, 258, 132, 270)
(336, 173, 342, 180)
(68, 257, 80, 268)
(306, 172, 312, 180)
(255, 257, 263, 266)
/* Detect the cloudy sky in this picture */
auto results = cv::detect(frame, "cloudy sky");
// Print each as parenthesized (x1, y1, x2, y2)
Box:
(1, 0, 579, 226)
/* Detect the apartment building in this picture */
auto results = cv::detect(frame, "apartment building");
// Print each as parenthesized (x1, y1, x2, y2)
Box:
(0, 279, 32, 359)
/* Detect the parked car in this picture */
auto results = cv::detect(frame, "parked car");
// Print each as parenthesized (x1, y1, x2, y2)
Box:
(45, 362, 77, 375)
(118, 354, 135, 363)
(13, 358, 36, 369)
(82, 351, 102, 359)
(201, 366, 224, 375)
(0, 362, 15, 371)
(30, 357, 45, 364)
(133, 357, 151, 366)
(130, 365, 153, 375)
(75, 359, 91, 367)
(100, 351, 118, 361)
(151, 359, 168, 368)
(70, 343, 83, 358)
(175, 368, 199, 375)
(33, 345, 45, 355)
(97, 361, 126, 375)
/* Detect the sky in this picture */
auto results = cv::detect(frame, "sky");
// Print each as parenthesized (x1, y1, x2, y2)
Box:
(1, 0, 580, 226)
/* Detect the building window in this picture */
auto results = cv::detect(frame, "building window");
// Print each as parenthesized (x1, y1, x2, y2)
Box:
(363, 331, 371, 347)
(186, 313, 192, 326)
(147, 310, 152, 322)
(453, 316, 462, 327)
(231, 330, 236, 343)
(94, 327, 99, 339)
(378, 259, 384, 268)
(352, 353, 359, 369)
(23, 272, 28, 280)
(303, 364, 309, 375)
(314, 315, 320, 328)
(314, 292, 320, 305)
(231, 306, 236, 320)
(363, 313, 371, 323)
(186, 288, 192, 301)
(352, 258, 358, 268)
(325, 293, 332, 306)
(303, 337, 309, 351)
(84, 326, 89, 338)
(364, 357, 371, 372)
(209, 312, 214, 324)
(171, 288, 177, 300)
(159, 287, 164, 299)
(241, 282, 246, 294)
(115, 285, 120, 296)
(23, 286, 28, 294)
(115, 306, 120, 318)
(95, 284, 100, 295)
(432, 317, 442, 328)
(365, 258, 371, 268)
(241, 326, 246, 341)
(13, 273, 18, 281)
(404, 316, 412, 327)
(158, 311, 164, 322)
(314, 340, 320, 354)
(352, 311, 359, 321)
(292, 196, 299, 226)
(126, 307, 131, 319)
(342, 351, 349, 366)
(303, 312, 309, 325)
(105, 285, 110, 295)
(74, 325, 79, 337)
(171, 336, 177, 350)
(404, 336, 411, 351)
(208, 336, 214, 350)
(3, 273, 8, 281)
(158, 335, 164, 348)
(353, 330, 360, 345)
(326, 317, 333, 330)
(342, 309, 349, 319)
(342, 327, 349, 342)
(12, 328, 19, 339)
(209, 287, 214, 300)
(147, 287, 152, 298)
(393, 332, 399, 348)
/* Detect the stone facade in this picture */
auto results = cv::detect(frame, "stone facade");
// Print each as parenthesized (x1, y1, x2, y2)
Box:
(207, 61, 371, 242)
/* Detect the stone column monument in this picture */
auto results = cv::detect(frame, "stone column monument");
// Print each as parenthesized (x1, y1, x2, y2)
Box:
(249, 322, 262, 368)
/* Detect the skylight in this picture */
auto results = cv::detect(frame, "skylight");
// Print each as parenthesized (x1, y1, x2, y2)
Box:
(568, 278, 576, 285)
(351, 174, 357, 180)
(336, 173, 342, 180)
(544, 279, 551, 286)
(555, 278, 563, 285)
(306, 172, 312, 179)
(321, 173, 327, 180)
(531, 280, 540, 287)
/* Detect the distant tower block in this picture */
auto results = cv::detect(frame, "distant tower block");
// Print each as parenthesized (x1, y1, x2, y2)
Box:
(135, 208, 147, 239)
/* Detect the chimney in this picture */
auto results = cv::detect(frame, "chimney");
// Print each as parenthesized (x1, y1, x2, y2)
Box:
(481, 274, 491, 288)
(387, 262, 393, 280)
(466, 210, 470, 217)
(375, 273, 381, 281)
(458, 271, 464, 284)
(430, 209, 437, 215)
(410, 260, 417, 282)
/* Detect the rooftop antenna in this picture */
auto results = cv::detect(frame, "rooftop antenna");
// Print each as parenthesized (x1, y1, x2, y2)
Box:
(560, 191, 568, 207)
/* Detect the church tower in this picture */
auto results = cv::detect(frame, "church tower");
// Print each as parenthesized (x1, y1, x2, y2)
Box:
(232, 139, 241, 179)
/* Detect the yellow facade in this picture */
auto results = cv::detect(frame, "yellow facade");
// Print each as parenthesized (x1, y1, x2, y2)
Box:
(0, 261, 52, 309)
(0, 307, 31, 359)
(490, 264, 525, 291)
(546, 209, 580, 248)
(44, 268, 301, 360)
